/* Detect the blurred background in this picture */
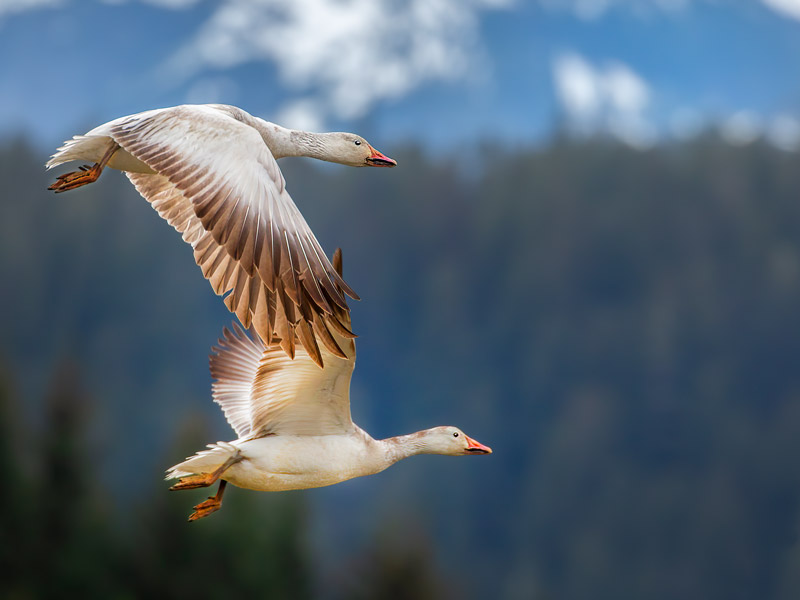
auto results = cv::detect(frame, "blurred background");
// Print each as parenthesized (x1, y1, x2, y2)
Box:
(2, 0, 800, 598)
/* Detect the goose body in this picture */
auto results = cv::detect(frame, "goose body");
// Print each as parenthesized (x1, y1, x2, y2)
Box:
(47, 104, 396, 368)
(167, 250, 491, 520)
(190, 429, 387, 493)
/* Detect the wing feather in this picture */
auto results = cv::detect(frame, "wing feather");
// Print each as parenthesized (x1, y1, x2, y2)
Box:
(111, 104, 355, 367)
(208, 324, 263, 439)
(210, 323, 355, 438)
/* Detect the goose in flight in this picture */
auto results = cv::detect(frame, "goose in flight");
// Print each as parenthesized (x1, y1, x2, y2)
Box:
(46, 104, 396, 367)
(168, 249, 492, 521)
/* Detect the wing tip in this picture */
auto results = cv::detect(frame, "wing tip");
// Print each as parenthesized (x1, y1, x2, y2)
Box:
(333, 247, 343, 276)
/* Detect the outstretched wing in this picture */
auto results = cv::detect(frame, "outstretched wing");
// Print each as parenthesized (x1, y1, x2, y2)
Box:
(210, 314, 355, 439)
(109, 104, 356, 367)
(208, 323, 264, 439)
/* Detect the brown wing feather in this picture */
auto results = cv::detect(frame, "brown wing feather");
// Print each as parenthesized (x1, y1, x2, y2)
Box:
(115, 105, 359, 366)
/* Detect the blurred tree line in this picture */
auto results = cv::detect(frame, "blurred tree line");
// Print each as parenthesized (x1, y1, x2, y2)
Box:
(1, 132, 800, 599)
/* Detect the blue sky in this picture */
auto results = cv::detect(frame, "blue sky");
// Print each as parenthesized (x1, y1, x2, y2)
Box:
(1, 0, 799, 151)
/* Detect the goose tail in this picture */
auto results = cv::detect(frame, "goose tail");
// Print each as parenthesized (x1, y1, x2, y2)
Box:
(46, 134, 114, 169)
(166, 441, 240, 480)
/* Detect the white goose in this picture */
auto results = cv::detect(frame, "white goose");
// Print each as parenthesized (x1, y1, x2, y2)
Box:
(46, 104, 396, 367)
(168, 249, 491, 521)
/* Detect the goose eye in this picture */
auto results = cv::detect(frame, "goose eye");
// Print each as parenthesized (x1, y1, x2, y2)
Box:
(453, 432, 459, 438)
(354, 140, 362, 146)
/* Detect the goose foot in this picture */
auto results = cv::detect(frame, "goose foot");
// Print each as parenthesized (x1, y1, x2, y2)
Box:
(48, 165, 103, 192)
(169, 472, 218, 491)
(188, 481, 227, 522)
(48, 141, 119, 193)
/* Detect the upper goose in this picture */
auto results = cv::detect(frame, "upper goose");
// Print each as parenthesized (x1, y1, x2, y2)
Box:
(46, 104, 396, 367)
(168, 249, 491, 521)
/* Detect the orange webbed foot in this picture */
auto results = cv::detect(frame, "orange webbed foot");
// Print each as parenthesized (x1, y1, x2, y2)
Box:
(185, 480, 228, 522)
(48, 164, 102, 193)
(188, 496, 223, 521)
(169, 473, 217, 491)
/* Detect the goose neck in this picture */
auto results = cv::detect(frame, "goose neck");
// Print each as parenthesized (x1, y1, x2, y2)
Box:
(254, 119, 330, 161)
(381, 431, 432, 464)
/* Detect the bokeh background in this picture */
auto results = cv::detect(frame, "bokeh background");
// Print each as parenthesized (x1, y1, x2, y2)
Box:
(2, 1, 800, 598)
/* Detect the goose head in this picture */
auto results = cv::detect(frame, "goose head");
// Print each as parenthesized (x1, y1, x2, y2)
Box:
(421, 426, 493, 456)
(325, 133, 397, 168)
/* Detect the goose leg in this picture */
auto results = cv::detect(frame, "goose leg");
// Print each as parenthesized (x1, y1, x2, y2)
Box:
(188, 480, 228, 522)
(169, 450, 243, 491)
(49, 141, 119, 193)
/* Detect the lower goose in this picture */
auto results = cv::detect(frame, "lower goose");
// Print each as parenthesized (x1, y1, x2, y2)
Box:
(168, 249, 491, 521)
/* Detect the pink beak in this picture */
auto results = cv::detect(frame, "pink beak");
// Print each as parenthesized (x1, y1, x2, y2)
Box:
(464, 435, 492, 455)
(365, 144, 397, 167)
